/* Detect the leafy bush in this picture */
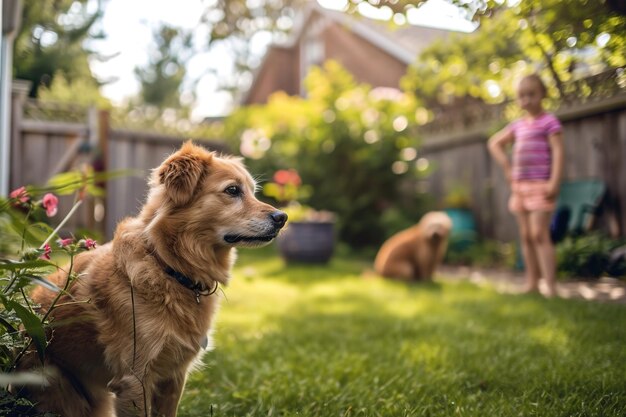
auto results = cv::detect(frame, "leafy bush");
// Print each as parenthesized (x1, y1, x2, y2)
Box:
(445, 239, 516, 269)
(223, 61, 431, 246)
(556, 233, 626, 279)
(448, 234, 626, 279)
(0, 175, 102, 415)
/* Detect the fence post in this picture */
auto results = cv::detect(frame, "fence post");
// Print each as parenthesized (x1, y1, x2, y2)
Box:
(98, 110, 110, 175)
(96, 110, 110, 239)
(601, 112, 623, 237)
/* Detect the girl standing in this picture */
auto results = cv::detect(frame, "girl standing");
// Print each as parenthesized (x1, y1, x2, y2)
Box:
(488, 74, 564, 297)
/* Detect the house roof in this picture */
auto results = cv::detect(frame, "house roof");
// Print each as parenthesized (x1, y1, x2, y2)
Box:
(310, 5, 450, 64)
(288, 3, 451, 64)
(242, 3, 452, 104)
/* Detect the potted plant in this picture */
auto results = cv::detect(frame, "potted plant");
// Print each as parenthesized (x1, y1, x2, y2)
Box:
(264, 169, 336, 263)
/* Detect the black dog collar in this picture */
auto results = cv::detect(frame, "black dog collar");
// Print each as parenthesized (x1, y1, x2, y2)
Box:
(164, 266, 218, 304)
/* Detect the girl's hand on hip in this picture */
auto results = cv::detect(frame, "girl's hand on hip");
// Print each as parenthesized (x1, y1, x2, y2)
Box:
(545, 181, 559, 199)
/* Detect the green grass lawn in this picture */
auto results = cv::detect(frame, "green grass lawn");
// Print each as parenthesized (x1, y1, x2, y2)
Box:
(178, 246, 626, 417)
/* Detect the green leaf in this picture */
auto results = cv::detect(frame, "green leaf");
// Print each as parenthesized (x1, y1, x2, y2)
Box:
(4, 208, 49, 245)
(20, 274, 60, 293)
(44, 169, 137, 196)
(45, 171, 83, 195)
(0, 317, 17, 334)
(0, 259, 52, 271)
(4, 300, 47, 362)
(86, 184, 105, 197)
(29, 222, 55, 236)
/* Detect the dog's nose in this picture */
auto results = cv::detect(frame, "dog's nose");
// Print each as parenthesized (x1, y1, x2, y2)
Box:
(270, 211, 288, 228)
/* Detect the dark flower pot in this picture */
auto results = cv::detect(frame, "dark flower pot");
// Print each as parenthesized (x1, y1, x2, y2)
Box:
(277, 221, 335, 264)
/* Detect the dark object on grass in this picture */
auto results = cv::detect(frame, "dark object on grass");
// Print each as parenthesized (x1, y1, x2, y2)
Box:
(550, 206, 571, 243)
(606, 245, 626, 277)
(580, 252, 609, 278)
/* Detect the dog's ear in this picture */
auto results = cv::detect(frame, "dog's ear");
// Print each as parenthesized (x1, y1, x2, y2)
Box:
(158, 142, 212, 206)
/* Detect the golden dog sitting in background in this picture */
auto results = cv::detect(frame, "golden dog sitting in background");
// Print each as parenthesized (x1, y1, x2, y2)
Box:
(374, 211, 452, 281)
(17, 142, 287, 417)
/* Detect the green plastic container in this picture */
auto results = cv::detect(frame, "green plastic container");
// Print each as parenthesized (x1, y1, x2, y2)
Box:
(444, 208, 478, 251)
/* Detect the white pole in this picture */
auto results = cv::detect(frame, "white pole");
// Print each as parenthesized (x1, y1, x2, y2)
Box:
(0, 0, 21, 197)
(0, 0, 8, 197)
(0, 0, 12, 197)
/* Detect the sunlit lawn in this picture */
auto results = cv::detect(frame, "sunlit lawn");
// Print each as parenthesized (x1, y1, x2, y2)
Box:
(178, 245, 626, 417)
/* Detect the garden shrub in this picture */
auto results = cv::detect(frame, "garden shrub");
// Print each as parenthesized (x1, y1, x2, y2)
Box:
(444, 239, 516, 269)
(222, 61, 430, 247)
(445, 234, 626, 279)
(556, 233, 626, 279)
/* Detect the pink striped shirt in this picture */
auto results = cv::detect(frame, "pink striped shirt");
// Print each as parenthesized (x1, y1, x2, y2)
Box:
(506, 113, 562, 181)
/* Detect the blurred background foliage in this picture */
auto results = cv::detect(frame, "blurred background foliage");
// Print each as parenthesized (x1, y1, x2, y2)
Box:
(16, 0, 625, 107)
(11, 0, 626, 253)
(557, 233, 626, 279)
(222, 62, 432, 246)
(14, 0, 105, 99)
(402, 0, 626, 108)
(15, 0, 625, 126)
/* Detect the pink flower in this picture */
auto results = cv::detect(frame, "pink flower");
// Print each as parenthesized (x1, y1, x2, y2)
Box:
(42, 193, 58, 217)
(9, 186, 29, 203)
(40, 244, 51, 260)
(79, 238, 97, 250)
(57, 238, 74, 248)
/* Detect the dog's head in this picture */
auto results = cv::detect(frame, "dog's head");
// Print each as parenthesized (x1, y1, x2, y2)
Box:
(419, 211, 452, 242)
(146, 141, 287, 250)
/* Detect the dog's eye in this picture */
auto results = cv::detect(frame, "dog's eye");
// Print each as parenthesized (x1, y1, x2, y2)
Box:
(224, 185, 242, 197)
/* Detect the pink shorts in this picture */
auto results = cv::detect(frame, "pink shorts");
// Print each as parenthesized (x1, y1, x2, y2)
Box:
(508, 180, 556, 213)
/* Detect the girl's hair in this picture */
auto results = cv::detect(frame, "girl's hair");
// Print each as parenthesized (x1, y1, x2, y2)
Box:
(520, 74, 547, 97)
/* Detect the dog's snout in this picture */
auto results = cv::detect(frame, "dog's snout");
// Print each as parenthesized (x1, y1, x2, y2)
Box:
(270, 211, 288, 228)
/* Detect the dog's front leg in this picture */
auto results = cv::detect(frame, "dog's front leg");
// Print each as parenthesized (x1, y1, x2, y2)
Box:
(151, 370, 187, 417)
(110, 373, 154, 417)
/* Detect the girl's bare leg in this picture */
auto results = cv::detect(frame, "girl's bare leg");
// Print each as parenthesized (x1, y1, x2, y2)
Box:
(529, 211, 558, 297)
(515, 212, 541, 293)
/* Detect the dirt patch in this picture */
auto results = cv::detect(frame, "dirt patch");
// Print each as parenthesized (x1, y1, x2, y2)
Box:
(438, 265, 626, 303)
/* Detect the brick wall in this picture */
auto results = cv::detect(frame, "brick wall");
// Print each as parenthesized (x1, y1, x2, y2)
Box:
(323, 23, 407, 89)
(244, 46, 300, 104)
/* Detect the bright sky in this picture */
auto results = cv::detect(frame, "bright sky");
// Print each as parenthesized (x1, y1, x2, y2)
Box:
(88, 0, 476, 121)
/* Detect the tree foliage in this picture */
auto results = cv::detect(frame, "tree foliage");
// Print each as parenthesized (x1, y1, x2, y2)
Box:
(113, 24, 199, 135)
(13, 0, 105, 98)
(134, 25, 193, 110)
(203, 0, 482, 44)
(38, 73, 111, 108)
(402, 0, 626, 106)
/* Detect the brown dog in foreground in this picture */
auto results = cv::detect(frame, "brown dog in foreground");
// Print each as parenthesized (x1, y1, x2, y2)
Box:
(374, 211, 452, 281)
(17, 142, 287, 417)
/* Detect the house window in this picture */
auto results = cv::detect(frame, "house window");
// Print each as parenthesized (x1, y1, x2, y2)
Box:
(300, 17, 326, 95)
(304, 36, 324, 69)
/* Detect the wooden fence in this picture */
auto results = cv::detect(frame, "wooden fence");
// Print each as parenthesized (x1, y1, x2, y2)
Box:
(104, 124, 227, 239)
(9, 82, 227, 240)
(9, 82, 102, 236)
